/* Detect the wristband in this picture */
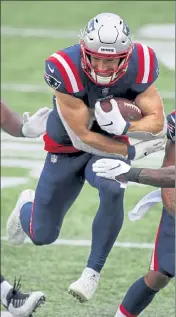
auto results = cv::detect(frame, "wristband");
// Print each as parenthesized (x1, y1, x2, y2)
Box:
(123, 121, 131, 135)
(127, 144, 135, 160)
(124, 167, 142, 183)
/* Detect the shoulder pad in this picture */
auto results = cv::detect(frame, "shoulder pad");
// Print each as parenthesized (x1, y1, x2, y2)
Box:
(44, 45, 84, 94)
(133, 43, 159, 84)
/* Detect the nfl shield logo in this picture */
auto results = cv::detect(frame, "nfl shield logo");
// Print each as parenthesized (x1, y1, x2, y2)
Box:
(51, 154, 58, 163)
(102, 88, 109, 96)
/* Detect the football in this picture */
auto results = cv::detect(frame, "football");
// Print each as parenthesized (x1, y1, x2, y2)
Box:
(100, 97, 142, 121)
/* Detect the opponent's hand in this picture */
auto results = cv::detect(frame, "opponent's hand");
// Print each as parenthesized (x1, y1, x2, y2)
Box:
(92, 159, 131, 180)
(95, 99, 130, 135)
(128, 138, 165, 160)
(22, 107, 51, 138)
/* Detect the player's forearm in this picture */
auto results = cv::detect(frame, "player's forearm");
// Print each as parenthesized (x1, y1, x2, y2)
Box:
(1, 112, 24, 137)
(82, 131, 128, 156)
(124, 166, 175, 188)
(1, 100, 24, 137)
(74, 138, 129, 158)
(128, 114, 164, 134)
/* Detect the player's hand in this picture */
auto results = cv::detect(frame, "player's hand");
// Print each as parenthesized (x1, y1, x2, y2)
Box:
(128, 138, 165, 160)
(92, 159, 131, 180)
(95, 99, 130, 135)
(22, 107, 51, 138)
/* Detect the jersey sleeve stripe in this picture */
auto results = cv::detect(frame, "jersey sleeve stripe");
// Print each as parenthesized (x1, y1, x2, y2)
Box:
(52, 53, 79, 93)
(58, 51, 84, 91)
(148, 46, 155, 83)
(141, 44, 150, 83)
(47, 55, 73, 93)
(136, 43, 145, 83)
(136, 43, 155, 84)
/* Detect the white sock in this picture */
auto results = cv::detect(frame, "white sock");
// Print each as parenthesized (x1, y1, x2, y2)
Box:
(114, 308, 127, 317)
(1, 280, 12, 306)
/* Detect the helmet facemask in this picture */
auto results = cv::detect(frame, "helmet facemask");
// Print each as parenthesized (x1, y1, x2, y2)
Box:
(80, 13, 133, 86)
(80, 42, 133, 85)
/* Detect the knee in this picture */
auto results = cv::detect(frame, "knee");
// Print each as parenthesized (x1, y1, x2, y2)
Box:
(99, 178, 123, 198)
(31, 226, 60, 246)
(145, 271, 171, 290)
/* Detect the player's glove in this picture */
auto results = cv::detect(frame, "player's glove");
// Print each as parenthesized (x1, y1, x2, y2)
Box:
(127, 138, 165, 160)
(22, 107, 51, 138)
(92, 159, 131, 181)
(95, 99, 130, 135)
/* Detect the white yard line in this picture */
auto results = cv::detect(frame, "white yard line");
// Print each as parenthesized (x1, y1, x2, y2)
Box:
(1, 177, 28, 188)
(1, 26, 79, 39)
(1, 83, 50, 94)
(1, 236, 154, 249)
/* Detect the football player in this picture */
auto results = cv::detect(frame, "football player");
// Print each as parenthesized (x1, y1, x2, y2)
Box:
(93, 111, 175, 316)
(7, 13, 166, 303)
(1, 100, 47, 316)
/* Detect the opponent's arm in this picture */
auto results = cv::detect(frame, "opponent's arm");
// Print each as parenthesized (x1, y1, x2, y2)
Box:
(93, 158, 175, 187)
(123, 165, 175, 188)
(55, 91, 128, 156)
(1, 100, 50, 138)
(93, 113, 175, 188)
(1, 100, 24, 137)
(161, 140, 175, 216)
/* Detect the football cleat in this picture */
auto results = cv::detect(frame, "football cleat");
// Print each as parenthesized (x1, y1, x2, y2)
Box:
(68, 267, 100, 303)
(0, 312, 12, 316)
(6, 189, 35, 245)
(5, 277, 45, 317)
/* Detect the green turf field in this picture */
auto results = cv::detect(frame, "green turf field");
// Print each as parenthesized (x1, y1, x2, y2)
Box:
(1, 1, 175, 316)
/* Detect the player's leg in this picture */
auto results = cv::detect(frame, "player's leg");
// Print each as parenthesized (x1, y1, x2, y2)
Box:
(7, 152, 90, 246)
(69, 155, 126, 302)
(85, 156, 126, 272)
(1, 275, 45, 317)
(115, 208, 175, 317)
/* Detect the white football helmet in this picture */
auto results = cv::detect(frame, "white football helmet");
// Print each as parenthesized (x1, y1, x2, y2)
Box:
(80, 13, 133, 85)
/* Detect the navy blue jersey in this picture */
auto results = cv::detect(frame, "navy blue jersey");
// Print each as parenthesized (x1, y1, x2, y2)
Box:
(44, 43, 159, 152)
(167, 111, 175, 142)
